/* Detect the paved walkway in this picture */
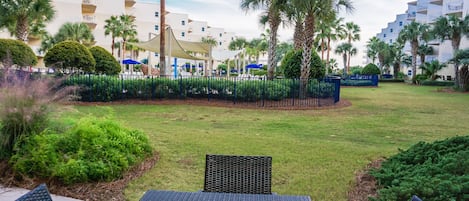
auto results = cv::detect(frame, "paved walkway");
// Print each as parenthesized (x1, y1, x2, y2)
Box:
(0, 185, 81, 201)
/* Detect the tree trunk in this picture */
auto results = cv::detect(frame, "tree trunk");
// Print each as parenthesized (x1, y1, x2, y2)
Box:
(411, 40, 418, 82)
(16, 16, 29, 42)
(293, 21, 304, 50)
(452, 37, 461, 88)
(300, 13, 315, 98)
(160, 0, 166, 77)
(111, 37, 115, 56)
(342, 53, 347, 74)
(460, 66, 469, 91)
(267, 15, 280, 80)
(321, 38, 325, 61)
(393, 63, 400, 79)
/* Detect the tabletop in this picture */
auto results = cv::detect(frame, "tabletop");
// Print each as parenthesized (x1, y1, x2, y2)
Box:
(139, 190, 312, 201)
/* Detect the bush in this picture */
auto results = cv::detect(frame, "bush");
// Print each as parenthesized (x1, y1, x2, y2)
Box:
(361, 63, 381, 75)
(10, 116, 153, 184)
(0, 73, 75, 159)
(89, 46, 120, 75)
(280, 49, 325, 79)
(341, 79, 374, 86)
(0, 39, 38, 68)
(44, 41, 96, 73)
(420, 80, 455, 86)
(371, 136, 469, 201)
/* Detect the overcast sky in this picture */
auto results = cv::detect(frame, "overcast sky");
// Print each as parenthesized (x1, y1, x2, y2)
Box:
(141, 0, 411, 66)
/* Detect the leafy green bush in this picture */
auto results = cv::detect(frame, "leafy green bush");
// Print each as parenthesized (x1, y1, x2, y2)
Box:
(371, 136, 469, 201)
(0, 39, 38, 68)
(44, 41, 96, 73)
(420, 80, 455, 86)
(280, 49, 325, 79)
(380, 79, 404, 83)
(361, 63, 381, 75)
(89, 46, 120, 75)
(10, 116, 153, 184)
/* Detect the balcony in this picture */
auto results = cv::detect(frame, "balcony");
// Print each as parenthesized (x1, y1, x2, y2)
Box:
(82, 15, 97, 29)
(430, 0, 443, 5)
(82, 0, 96, 13)
(446, 2, 463, 15)
(407, 12, 417, 20)
(125, 0, 136, 7)
(408, 1, 417, 5)
(417, 5, 428, 14)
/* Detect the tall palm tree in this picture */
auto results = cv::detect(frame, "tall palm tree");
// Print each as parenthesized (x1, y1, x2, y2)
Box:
(104, 15, 121, 57)
(366, 36, 381, 64)
(335, 42, 355, 74)
(417, 43, 433, 68)
(119, 14, 137, 60)
(55, 22, 95, 46)
(398, 21, 430, 82)
(202, 36, 218, 76)
(343, 22, 360, 72)
(327, 17, 345, 68)
(241, 0, 287, 80)
(432, 15, 469, 88)
(388, 42, 411, 77)
(0, 0, 55, 42)
(376, 40, 390, 73)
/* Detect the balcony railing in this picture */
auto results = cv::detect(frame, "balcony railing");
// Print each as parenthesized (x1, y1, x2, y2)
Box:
(82, 0, 97, 13)
(82, 15, 97, 29)
(417, 5, 428, 13)
(446, 2, 463, 13)
(407, 12, 417, 19)
(125, 0, 136, 7)
(430, 0, 443, 5)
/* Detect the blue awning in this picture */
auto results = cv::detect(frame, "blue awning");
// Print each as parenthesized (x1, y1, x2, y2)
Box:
(246, 63, 263, 69)
(122, 58, 141, 65)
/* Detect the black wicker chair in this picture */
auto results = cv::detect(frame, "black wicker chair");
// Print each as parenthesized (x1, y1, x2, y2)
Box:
(15, 183, 53, 201)
(203, 154, 272, 194)
(411, 195, 423, 201)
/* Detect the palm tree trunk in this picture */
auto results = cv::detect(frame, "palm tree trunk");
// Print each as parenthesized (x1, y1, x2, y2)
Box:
(347, 51, 351, 73)
(342, 53, 347, 73)
(294, 21, 304, 50)
(411, 40, 418, 82)
(321, 39, 325, 61)
(300, 13, 315, 98)
(267, 16, 280, 80)
(111, 37, 115, 56)
(393, 63, 400, 79)
(16, 16, 29, 42)
(326, 37, 331, 74)
(452, 38, 461, 88)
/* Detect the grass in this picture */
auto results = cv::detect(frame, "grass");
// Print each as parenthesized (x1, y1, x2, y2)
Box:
(55, 83, 469, 201)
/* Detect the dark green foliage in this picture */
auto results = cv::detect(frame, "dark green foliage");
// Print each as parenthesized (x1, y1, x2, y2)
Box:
(0, 39, 38, 67)
(371, 136, 469, 201)
(89, 46, 120, 75)
(44, 41, 96, 73)
(10, 116, 153, 184)
(420, 80, 455, 86)
(380, 79, 404, 83)
(64, 76, 335, 103)
(280, 49, 326, 79)
(361, 63, 381, 75)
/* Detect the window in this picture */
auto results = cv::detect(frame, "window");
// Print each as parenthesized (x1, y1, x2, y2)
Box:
(231, 37, 234, 41)
(390, 39, 393, 43)
(154, 53, 159, 57)
(399, 21, 403, 26)
(219, 33, 222, 37)
(390, 28, 393, 33)
(219, 42, 222, 46)
(155, 12, 159, 17)
(384, 34, 387, 38)
(181, 20, 185, 25)
(154, 25, 159, 31)
(202, 27, 205, 32)
(181, 32, 185, 37)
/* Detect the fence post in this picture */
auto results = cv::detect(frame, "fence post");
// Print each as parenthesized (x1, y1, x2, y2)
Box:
(334, 77, 341, 103)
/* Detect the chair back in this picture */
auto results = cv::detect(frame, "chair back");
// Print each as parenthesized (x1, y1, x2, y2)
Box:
(203, 154, 272, 194)
(16, 183, 53, 201)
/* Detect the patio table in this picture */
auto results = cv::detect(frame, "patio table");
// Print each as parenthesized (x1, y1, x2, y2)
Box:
(139, 190, 311, 201)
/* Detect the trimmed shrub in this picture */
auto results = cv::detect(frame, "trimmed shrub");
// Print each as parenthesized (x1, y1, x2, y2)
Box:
(89, 46, 120, 75)
(0, 39, 38, 68)
(10, 116, 153, 184)
(44, 41, 96, 73)
(361, 63, 381, 75)
(371, 136, 469, 201)
(341, 79, 374, 86)
(280, 49, 325, 79)
(420, 80, 455, 86)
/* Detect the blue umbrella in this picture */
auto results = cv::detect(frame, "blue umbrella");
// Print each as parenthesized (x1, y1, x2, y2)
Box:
(246, 63, 263, 69)
(122, 58, 141, 65)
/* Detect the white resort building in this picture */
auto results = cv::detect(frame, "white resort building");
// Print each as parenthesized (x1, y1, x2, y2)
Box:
(0, 0, 239, 75)
(375, 0, 469, 80)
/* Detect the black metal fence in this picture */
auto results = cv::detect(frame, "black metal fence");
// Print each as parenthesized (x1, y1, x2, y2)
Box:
(65, 75, 341, 109)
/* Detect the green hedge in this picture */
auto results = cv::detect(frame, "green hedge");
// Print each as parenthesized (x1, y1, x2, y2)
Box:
(65, 76, 336, 102)
(420, 80, 455, 86)
(380, 79, 405, 83)
(10, 116, 153, 184)
(371, 136, 469, 201)
(341, 79, 374, 86)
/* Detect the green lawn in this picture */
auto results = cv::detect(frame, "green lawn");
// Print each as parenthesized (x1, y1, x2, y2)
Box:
(57, 83, 469, 201)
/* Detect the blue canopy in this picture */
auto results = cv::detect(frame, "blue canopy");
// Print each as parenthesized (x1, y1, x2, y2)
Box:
(122, 58, 141, 65)
(246, 63, 263, 69)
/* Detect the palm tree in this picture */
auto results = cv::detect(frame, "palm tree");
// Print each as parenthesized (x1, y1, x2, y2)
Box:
(104, 15, 121, 57)
(366, 36, 381, 64)
(55, 22, 95, 46)
(420, 60, 446, 80)
(417, 43, 433, 68)
(241, 0, 287, 80)
(327, 17, 345, 68)
(38, 33, 56, 54)
(398, 21, 430, 82)
(376, 40, 390, 73)
(0, 0, 55, 42)
(119, 15, 138, 60)
(432, 15, 469, 88)
(228, 37, 248, 51)
(388, 42, 411, 77)
(202, 36, 218, 76)
(335, 42, 355, 74)
(343, 22, 360, 72)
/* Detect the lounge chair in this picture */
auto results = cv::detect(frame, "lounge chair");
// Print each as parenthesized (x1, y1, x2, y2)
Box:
(16, 183, 53, 201)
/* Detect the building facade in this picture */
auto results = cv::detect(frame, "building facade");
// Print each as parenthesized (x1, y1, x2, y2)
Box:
(375, 0, 469, 79)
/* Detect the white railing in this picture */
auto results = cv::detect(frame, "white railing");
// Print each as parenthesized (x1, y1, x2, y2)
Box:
(82, 0, 96, 5)
(447, 2, 463, 12)
(82, 15, 96, 23)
